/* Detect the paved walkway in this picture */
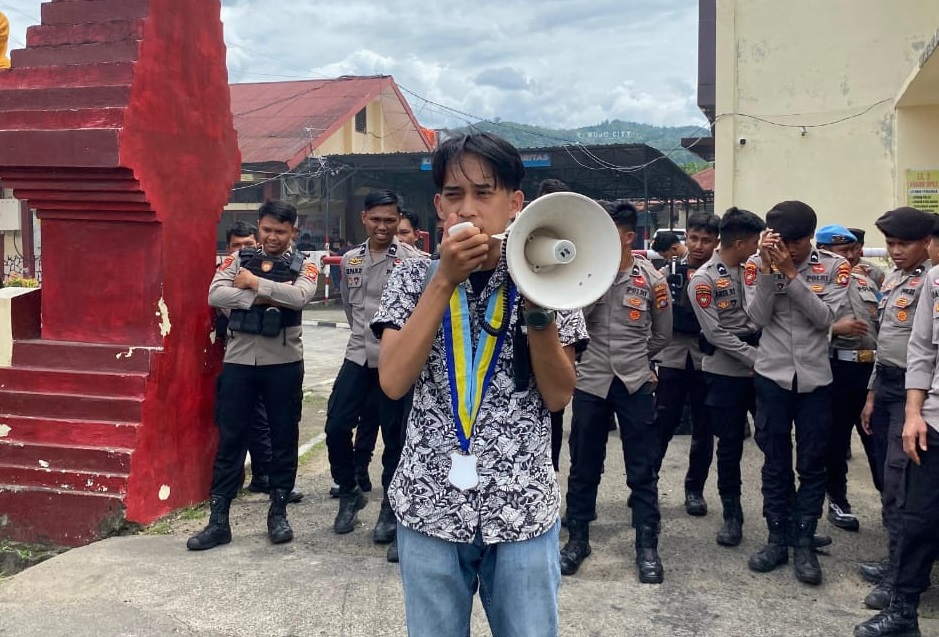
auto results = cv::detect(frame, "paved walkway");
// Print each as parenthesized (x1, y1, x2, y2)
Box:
(0, 315, 936, 635)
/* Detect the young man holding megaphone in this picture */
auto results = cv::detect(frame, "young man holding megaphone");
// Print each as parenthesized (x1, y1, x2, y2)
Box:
(370, 131, 591, 637)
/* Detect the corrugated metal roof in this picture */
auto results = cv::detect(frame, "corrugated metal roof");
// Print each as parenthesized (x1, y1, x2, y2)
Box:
(230, 75, 428, 169)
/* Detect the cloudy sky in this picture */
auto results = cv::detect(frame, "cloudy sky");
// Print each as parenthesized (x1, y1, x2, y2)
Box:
(1, 0, 706, 130)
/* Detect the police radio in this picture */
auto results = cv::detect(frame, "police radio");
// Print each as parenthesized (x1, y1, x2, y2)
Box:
(666, 259, 701, 335)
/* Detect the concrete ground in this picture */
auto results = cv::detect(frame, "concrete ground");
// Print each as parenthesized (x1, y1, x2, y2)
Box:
(0, 314, 936, 636)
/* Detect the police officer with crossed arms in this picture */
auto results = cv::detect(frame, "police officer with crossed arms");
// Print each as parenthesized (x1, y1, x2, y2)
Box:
(188, 200, 318, 550)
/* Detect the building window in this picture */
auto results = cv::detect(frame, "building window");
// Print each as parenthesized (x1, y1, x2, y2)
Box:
(355, 107, 367, 133)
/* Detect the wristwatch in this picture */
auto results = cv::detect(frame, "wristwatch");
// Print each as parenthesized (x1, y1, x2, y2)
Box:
(523, 306, 557, 330)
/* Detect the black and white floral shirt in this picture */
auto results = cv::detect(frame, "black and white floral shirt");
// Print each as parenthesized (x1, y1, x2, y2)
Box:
(371, 257, 588, 544)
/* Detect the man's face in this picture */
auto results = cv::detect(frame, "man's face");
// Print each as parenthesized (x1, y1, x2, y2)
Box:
(685, 229, 718, 266)
(434, 153, 523, 238)
(397, 218, 417, 247)
(659, 244, 682, 260)
(258, 215, 295, 256)
(227, 233, 257, 254)
(929, 237, 939, 265)
(733, 235, 761, 263)
(781, 235, 813, 264)
(885, 237, 929, 271)
(825, 242, 857, 262)
(361, 204, 400, 250)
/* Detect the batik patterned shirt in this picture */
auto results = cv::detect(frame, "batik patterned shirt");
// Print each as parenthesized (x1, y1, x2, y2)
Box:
(371, 256, 588, 544)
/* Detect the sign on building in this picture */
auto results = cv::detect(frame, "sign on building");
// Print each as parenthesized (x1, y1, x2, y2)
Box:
(906, 169, 939, 213)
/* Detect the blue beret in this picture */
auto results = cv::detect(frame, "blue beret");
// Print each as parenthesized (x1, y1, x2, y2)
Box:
(815, 224, 857, 246)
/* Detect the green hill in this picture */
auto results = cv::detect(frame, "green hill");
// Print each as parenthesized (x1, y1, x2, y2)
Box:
(452, 119, 710, 171)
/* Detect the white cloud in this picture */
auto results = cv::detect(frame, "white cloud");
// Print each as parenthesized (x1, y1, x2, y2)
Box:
(1, 0, 707, 129)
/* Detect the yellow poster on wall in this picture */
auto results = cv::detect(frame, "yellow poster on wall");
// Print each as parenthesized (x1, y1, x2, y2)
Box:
(906, 170, 939, 213)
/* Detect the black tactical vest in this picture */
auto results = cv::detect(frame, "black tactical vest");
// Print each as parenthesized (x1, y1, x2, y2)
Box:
(666, 259, 701, 335)
(228, 248, 304, 337)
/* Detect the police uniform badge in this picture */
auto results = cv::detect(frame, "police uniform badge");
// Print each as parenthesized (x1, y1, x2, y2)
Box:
(218, 256, 234, 271)
(261, 261, 274, 273)
(303, 263, 318, 281)
(811, 284, 824, 293)
(836, 262, 851, 287)
(632, 275, 647, 288)
(629, 309, 641, 321)
(695, 284, 712, 308)
(348, 257, 363, 266)
(715, 278, 731, 289)
(897, 309, 909, 322)
(653, 283, 669, 309)
(812, 264, 825, 274)
(744, 262, 758, 286)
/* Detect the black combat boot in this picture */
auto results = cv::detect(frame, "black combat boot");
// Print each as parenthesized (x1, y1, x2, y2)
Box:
(267, 489, 294, 544)
(247, 474, 270, 493)
(748, 518, 789, 572)
(865, 580, 896, 611)
(334, 485, 367, 534)
(373, 494, 397, 544)
(354, 464, 373, 493)
(635, 524, 664, 584)
(855, 593, 921, 637)
(685, 491, 708, 517)
(792, 517, 822, 585)
(559, 519, 592, 576)
(186, 495, 232, 551)
(860, 559, 890, 585)
(716, 497, 744, 547)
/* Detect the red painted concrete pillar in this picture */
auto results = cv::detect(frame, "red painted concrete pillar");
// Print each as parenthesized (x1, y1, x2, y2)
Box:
(0, 0, 240, 545)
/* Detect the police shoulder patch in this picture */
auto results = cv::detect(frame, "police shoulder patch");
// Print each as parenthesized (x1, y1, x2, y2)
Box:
(695, 283, 713, 308)
(303, 263, 319, 282)
(744, 262, 758, 286)
(218, 256, 234, 271)
(836, 262, 851, 287)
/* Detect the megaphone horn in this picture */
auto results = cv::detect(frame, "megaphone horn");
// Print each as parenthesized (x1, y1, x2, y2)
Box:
(506, 192, 620, 311)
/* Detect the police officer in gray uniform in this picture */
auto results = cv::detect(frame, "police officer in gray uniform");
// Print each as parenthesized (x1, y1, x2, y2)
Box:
(855, 258, 939, 637)
(189, 200, 319, 551)
(325, 190, 423, 545)
(653, 212, 720, 517)
(815, 225, 880, 534)
(857, 207, 934, 610)
(560, 200, 672, 583)
(847, 227, 887, 289)
(689, 207, 766, 547)
(744, 201, 849, 586)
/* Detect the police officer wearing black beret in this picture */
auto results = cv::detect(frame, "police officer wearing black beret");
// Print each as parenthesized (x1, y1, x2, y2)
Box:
(857, 206, 934, 611)
(744, 201, 850, 586)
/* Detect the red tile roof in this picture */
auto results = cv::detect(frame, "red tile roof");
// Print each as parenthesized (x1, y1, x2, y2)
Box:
(230, 75, 430, 169)
(692, 166, 714, 191)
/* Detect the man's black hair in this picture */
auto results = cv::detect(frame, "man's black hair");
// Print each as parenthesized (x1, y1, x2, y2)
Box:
(226, 220, 259, 245)
(719, 207, 766, 247)
(651, 231, 681, 253)
(537, 178, 570, 197)
(400, 208, 420, 231)
(364, 189, 401, 212)
(687, 211, 720, 236)
(257, 199, 298, 226)
(431, 131, 525, 192)
(604, 199, 638, 232)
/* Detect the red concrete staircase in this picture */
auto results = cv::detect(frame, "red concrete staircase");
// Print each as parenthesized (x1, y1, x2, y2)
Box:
(0, 341, 153, 546)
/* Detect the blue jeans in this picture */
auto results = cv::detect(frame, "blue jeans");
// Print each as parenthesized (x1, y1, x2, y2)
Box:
(397, 520, 561, 637)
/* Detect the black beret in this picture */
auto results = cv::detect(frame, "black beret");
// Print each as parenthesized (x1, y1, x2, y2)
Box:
(846, 227, 866, 243)
(765, 200, 817, 241)
(874, 207, 935, 241)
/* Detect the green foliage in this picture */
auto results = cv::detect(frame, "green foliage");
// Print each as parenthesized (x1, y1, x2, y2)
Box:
(679, 161, 710, 175)
(451, 119, 709, 166)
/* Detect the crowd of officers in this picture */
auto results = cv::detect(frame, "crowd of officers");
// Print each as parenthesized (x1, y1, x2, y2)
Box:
(186, 188, 939, 637)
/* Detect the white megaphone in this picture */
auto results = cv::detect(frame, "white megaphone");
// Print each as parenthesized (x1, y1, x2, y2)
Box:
(505, 191, 620, 311)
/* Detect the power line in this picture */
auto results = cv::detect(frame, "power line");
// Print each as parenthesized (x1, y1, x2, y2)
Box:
(714, 99, 892, 129)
